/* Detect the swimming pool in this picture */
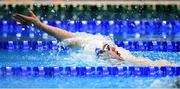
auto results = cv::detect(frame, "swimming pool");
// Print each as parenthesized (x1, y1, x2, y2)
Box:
(0, 20, 179, 88)
(0, 3, 180, 88)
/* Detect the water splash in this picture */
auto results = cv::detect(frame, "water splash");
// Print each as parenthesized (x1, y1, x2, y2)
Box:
(57, 32, 175, 66)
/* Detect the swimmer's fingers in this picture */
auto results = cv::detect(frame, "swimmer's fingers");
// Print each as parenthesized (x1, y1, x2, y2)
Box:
(12, 16, 24, 26)
(28, 9, 37, 17)
(12, 16, 21, 22)
(12, 9, 40, 26)
(12, 14, 32, 26)
(156, 60, 175, 66)
(14, 14, 32, 22)
(12, 17, 25, 26)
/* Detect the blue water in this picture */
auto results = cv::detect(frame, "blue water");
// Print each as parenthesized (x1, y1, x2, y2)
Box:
(0, 50, 179, 88)
(0, 50, 179, 67)
(0, 76, 177, 88)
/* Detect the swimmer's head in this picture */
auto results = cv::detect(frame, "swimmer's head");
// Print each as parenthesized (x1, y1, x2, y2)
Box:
(95, 44, 123, 60)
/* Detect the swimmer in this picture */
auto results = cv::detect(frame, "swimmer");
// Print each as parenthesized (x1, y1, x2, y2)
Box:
(12, 9, 175, 66)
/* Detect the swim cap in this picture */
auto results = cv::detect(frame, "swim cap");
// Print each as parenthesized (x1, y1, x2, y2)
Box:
(83, 39, 104, 53)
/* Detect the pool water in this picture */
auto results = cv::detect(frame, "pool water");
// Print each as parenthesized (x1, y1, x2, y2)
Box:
(0, 31, 179, 88)
(0, 49, 179, 67)
(0, 75, 177, 88)
(0, 50, 179, 88)
(0, 39, 179, 88)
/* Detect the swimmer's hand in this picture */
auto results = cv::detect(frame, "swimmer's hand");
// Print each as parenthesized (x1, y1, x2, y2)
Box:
(155, 60, 176, 66)
(12, 9, 41, 26)
(12, 9, 75, 40)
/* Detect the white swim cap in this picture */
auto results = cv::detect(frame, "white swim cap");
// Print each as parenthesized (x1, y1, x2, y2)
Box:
(83, 39, 104, 53)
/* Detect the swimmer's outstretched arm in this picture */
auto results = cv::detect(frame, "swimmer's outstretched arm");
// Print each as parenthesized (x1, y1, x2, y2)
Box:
(12, 10, 75, 40)
(121, 56, 175, 66)
(103, 44, 175, 66)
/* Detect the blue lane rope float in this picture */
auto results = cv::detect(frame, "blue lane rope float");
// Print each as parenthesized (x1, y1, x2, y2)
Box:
(0, 20, 180, 38)
(0, 66, 179, 77)
(0, 41, 179, 52)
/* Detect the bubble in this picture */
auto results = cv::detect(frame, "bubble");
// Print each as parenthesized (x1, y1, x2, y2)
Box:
(8, 11, 12, 14)
(82, 21, 87, 24)
(134, 20, 140, 25)
(22, 28, 25, 31)
(41, 53, 44, 56)
(51, 9, 55, 13)
(70, 21, 75, 24)
(40, 17, 44, 20)
(96, 20, 101, 25)
(73, 15, 77, 20)
(16, 33, 21, 38)
(44, 15, 47, 17)
(42, 33, 48, 39)
(3, 20, 7, 24)
(43, 21, 48, 24)
(29, 33, 34, 38)
(109, 20, 114, 25)
(31, 24, 34, 27)
(135, 33, 140, 38)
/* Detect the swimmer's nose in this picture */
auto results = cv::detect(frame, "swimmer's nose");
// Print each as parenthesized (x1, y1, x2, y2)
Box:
(111, 47, 115, 51)
(110, 46, 121, 57)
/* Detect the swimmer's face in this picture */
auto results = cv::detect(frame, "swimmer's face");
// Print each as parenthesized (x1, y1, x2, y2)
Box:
(97, 44, 123, 60)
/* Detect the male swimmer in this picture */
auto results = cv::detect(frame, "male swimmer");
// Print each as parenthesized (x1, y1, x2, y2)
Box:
(12, 10, 175, 66)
